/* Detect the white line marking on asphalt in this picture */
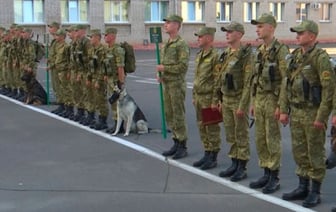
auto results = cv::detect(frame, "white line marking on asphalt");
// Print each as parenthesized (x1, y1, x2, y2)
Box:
(1, 94, 315, 212)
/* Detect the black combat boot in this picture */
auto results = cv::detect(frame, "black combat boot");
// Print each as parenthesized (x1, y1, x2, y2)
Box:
(52, 104, 65, 115)
(172, 140, 188, 160)
(82, 111, 95, 126)
(230, 159, 247, 182)
(200, 151, 218, 170)
(8, 88, 17, 98)
(62, 105, 74, 118)
(262, 169, 280, 194)
(162, 139, 178, 156)
(219, 158, 238, 178)
(73, 108, 85, 122)
(91, 115, 108, 130)
(332, 206, 336, 212)
(79, 110, 89, 124)
(193, 151, 210, 167)
(302, 180, 321, 208)
(249, 168, 270, 189)
(282, 176, 309, 200)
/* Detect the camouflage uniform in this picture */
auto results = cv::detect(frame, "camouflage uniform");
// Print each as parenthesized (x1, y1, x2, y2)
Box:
(249, 13, 289, 194)
(53, 29, 71, 112)
(215, 24, 253, 181)
(72, 25, 91, 122)
(280, 20, 334, 208)
(88, 30, 108, 130)
(192, 27, 221, 170)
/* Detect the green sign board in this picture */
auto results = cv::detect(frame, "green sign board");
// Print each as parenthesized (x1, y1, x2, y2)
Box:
(149, 27, 162, 43)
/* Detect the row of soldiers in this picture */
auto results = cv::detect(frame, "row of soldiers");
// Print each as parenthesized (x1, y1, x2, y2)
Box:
(0, 24, 39, 100)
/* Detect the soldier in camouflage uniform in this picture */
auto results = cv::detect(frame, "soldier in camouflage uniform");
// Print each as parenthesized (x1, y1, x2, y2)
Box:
(249, 13, 289, 194)
(20, 28, 38, 101)
(88, 29, 108, 130)
(192, 26, 221, 170)
(279, 20, 335, 208)
(157, 15, 190, 160)
(215, 22, 253, 182)
(103, 27, 126, 133)
(9, 25, 23, 99)
(51, 29, 71, 118)
(72, 24, 91, 123)
(61, 25, 77, 119)
(47, 22, 63, 114)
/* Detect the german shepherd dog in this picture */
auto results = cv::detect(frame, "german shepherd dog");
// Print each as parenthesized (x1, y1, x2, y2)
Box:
(21, 71, 47, 105)
(108, 86, 149, 136)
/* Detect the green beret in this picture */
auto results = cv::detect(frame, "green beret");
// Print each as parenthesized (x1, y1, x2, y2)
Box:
(194, 27, 216, 36)
(221, 21, 245, 34)
(251, 13, 277, 28)
(10, 23, 18, 29)
(88, 29, 101, 37)
(290, 20, 319, 35)
(105, 27, 118, 35)
(163, 15, 183, 23)
(16, 25, 24, 31)
(55, 28, 67, 36)
(48, 21, 60, 28)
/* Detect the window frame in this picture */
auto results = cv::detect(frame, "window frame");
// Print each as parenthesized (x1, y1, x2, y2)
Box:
(296, 3, 309, 22)
(14, 0, 44, 24)
(269, 2, 285, 22)
(144, 0, 169, 22)
(216, 1, 233, 22)
(319, 3, 332, 22)
(104, 0, 129, 23)
(61, 0, 89, 24)
(243, 2, 260, 22)
(181, 0, 205, 23)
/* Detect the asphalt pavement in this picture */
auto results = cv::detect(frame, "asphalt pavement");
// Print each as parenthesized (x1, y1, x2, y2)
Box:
(0, 47, 335, 212)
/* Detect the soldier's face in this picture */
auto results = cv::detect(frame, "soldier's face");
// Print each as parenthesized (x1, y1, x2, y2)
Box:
(164, 21, 179, 34)
(226, 31, 242, 44)
(295, 31, 316, 47)
(255, 23, 273, 40)
(197, 35, 208, 48)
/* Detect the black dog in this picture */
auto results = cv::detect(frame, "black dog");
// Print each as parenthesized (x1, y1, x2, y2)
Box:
(21, 71, 47, 105)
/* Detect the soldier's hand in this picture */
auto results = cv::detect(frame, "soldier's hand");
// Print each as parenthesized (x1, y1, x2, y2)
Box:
(249, 106, 254, 117)
(313, 120, 325, 130)
(156, 64, 164, 72)
(94, 82, 100, 89)
(211, 103, 221, 111)
(236, 109, 245, 118)
(332, 115, 336, 126)
(274, 107, 280, 120)
(76, 74, 81, 82)
(279, 113, 289, 126)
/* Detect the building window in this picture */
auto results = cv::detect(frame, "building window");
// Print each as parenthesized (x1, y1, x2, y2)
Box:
(296, 3, 309, 21)
(14, 0, 44, 23)
(145, 1, 168, 22)
(104, 0, 129, 22)
(243, 2, 259, 22)
(269, 2, 284, 22)
(61, 0, 88, 23)
(216, 1, 233, 22)
(181, 1, 205, 22)
(320, 3, 331, 21)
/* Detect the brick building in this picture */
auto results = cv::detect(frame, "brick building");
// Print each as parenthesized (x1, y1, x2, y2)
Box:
(1, 0, 336, 46)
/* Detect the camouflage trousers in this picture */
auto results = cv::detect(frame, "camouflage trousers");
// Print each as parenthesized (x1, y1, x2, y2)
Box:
(51, 68, 61, 101)
(163, 80, 188, 142)
(70, 70, 85, 109)
(3, 63, 14, 88)
(57, 71, 72, 105)
(194, 93, 221, 152)
(83, 78, 95, 112)
(290, 106, 326, 182)
(222, 95, 250, 161)
(254, 93, 281, 170)
(92, 77, 108, 117)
